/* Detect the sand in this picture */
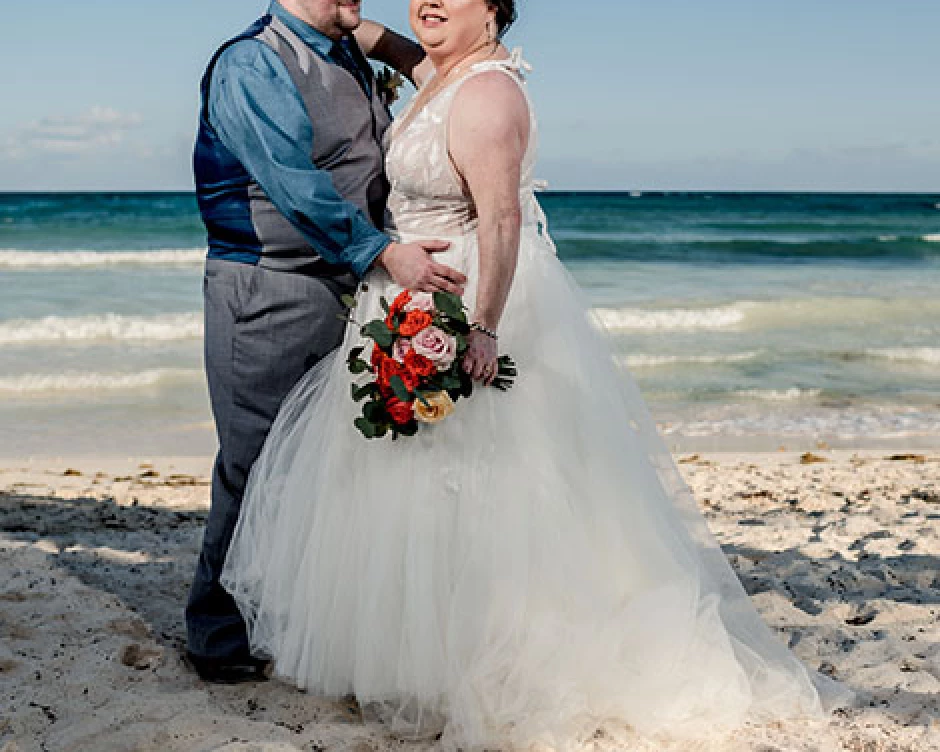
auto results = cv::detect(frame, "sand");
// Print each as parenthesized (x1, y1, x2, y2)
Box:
(0, 451, 938, 751)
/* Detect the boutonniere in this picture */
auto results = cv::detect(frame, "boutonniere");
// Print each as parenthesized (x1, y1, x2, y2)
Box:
(376, 66, 405, 108)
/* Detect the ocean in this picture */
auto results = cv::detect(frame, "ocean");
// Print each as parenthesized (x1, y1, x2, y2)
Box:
(1, 191, 939, 456)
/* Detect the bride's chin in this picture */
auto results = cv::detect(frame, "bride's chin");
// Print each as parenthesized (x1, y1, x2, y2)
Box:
(415, 34, 442, 50)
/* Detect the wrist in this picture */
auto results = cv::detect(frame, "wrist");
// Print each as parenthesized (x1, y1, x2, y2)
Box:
(376, 241, 398, 270)
(470, 321, 498, 340)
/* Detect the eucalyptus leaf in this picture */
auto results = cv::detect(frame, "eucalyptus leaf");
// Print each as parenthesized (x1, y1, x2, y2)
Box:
(433, 292, 465, 321)
(363, 400, 387, 424)
(341, 294, 358, 310)
(354, 417, 377, 439)
(389, 375, 412, 402)
(397, 421, 419, 437)
(348, 358, 370, 375)
(351, 383, 374, 402)
(362, 320, 394, 349)
(459, 370, 474, 399)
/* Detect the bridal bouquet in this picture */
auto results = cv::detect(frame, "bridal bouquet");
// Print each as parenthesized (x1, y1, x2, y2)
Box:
(345, 290, 516, 440)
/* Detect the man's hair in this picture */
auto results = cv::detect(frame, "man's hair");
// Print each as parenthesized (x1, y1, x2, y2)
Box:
(490, 0, 517, 37)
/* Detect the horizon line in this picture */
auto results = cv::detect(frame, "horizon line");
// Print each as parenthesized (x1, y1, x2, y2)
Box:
(1, 189, 939, 196)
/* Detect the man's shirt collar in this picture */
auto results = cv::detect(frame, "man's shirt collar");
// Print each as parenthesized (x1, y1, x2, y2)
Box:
(269, 1, 336, 58)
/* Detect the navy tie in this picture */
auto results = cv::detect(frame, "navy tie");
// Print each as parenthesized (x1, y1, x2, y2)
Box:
(332, 38, 371, 97)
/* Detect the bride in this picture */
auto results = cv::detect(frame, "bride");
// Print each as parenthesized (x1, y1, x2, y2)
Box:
(221, 0, 852, 748)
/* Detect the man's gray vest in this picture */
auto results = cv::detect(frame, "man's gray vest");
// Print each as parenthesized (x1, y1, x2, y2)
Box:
(194, 14, 392, 275)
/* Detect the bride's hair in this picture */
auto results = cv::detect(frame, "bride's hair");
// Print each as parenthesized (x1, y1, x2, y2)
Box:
(489, 0, 517, 37)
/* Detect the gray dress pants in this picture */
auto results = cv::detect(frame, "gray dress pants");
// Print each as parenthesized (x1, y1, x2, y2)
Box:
(185, 258, 353, 659)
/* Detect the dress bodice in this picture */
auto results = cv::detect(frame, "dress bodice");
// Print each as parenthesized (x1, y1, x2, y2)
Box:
(384, 50, 541, 239)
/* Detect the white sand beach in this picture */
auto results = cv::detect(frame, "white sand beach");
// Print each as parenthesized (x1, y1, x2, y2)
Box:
(1, 450, 938, 751)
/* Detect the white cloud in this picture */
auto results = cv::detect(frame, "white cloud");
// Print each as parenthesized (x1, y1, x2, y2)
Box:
(1, 106, 144, 159)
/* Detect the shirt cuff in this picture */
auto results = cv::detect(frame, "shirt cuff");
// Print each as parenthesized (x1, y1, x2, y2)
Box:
(348, 228, 392, 279)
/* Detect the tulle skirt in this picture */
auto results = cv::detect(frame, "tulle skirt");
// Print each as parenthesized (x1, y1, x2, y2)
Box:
(221, 223, 851, 751)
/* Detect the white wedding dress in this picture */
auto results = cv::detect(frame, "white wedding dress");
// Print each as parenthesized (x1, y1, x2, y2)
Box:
(221, 53, 850, 751)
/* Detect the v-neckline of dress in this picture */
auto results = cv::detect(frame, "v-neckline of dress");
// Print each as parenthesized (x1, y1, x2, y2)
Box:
(389, 55, 513, 144)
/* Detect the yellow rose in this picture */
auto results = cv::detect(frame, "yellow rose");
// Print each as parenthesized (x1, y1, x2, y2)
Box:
(414, 391, 456, 424)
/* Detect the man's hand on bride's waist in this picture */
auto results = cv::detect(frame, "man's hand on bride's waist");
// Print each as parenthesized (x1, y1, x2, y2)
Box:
(378, 241, 467, 296)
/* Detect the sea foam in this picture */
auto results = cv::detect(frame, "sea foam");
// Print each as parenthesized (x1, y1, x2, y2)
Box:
(0, 313, 203, 345)
(923, 234, 940, 243)
(620, 351, 762, 368)
(734, 388, 822, 401)
(865, 348, 940, 365)
(0, 368, 202, 394)
(0, 249, 204, 268)
(592, 304, 746, 331)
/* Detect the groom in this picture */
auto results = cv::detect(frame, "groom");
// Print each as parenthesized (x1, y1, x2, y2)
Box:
(186, 0, 465, 682)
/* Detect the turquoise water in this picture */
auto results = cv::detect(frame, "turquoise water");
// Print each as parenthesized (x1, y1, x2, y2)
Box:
(1, 191, 939, 455)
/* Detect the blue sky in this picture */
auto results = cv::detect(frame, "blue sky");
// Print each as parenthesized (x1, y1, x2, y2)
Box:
(1, 0, 938, 191)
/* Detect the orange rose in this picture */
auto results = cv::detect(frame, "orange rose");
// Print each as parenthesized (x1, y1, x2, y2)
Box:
(386, 290, 412, 328)
(378, 357, 418, 392)
(371, 344, 388, 370)
(400, 369, 419, 392)
(378, 356, 403, 388)
(399, 310, 434, 337)
(390, 290, 411, 315)
(385, 396, 414, 426)
(404, 350, 436, 379)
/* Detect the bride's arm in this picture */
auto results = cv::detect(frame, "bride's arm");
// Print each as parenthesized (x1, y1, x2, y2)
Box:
(448, 72, 530, 383)
(353, 20, 434, 87)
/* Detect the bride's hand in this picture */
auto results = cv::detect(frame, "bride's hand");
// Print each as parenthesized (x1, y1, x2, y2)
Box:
(463, 329, 499, 386)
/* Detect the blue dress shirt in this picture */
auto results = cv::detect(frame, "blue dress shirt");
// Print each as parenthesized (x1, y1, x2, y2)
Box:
(207, 1, 389, 278)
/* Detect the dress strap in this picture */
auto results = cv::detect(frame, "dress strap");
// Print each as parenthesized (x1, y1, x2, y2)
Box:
(470, 47, 533, 78)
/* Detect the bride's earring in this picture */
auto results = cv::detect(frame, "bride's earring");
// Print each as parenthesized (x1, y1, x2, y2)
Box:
(486, 19, 497, 43)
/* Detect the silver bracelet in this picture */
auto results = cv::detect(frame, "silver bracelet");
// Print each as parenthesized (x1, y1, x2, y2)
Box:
(470, 322, 498, 340)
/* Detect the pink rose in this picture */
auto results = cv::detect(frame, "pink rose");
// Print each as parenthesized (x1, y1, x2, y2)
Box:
(392, 337, 413, 363)
(404, 292, 435, 313)
(412, 326, 457, 371)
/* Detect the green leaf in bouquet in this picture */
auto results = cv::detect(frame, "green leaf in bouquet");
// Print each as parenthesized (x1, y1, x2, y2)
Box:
(458, 369, 474, 399)
(351, 383, 375, 402)
(389, 375, 412, 403)
(433, 292, 466, 321)
(497, 355, 518, 378)
(455, 333, 467, 352)
(341, 293, 358, 310)
(348, 357, 371, 375)
(355, 417, 378, 439)
(440, 373, 463, 391)
(362, 319, 394, 349)
(396, 420, 419, 437)
(380, 296, 390, 314)
(363, 400, 388, 424)
(347, 346, 365, 363)
(492, 355, 517, 390)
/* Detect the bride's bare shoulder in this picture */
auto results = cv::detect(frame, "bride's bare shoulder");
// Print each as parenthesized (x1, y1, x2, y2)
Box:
(449, 69, 530, 138)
